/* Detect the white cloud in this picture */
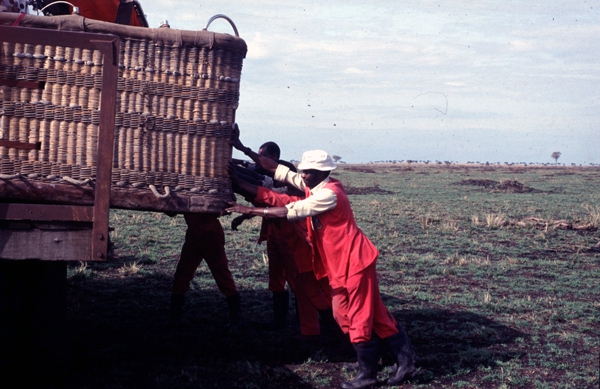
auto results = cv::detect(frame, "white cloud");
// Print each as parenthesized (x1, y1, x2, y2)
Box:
(244, 32, 272, 59)
(507, 40, 532, 52)
(343, 68, 365, 74)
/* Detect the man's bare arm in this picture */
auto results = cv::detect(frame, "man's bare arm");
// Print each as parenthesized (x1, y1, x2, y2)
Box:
(226, 203, 288, 219)
(230, 124, 279, 173)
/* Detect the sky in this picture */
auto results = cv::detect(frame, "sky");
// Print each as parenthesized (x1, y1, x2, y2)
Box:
(138, 1, 598, 164)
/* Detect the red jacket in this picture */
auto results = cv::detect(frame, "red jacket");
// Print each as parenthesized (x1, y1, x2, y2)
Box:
(257, 179, 378, 288)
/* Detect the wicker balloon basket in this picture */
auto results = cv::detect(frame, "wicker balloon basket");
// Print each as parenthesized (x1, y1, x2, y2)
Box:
(0, 12, 247, 213)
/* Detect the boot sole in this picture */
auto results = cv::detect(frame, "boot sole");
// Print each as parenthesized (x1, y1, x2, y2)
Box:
(340, 379, 376, 389)
(387, 366, 417, 385)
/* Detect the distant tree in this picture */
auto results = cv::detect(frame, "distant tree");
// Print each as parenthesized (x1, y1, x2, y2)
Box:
(551, 151, 561, 164)
(331, 155, 342, 162)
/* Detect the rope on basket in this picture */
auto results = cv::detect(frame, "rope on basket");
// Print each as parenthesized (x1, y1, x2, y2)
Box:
(0, 173, 22, 180)
(62, 176, 93, 185)
(149, 184, 171, 199)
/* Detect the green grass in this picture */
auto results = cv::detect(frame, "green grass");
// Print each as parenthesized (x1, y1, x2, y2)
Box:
(58, 164, 600, 388)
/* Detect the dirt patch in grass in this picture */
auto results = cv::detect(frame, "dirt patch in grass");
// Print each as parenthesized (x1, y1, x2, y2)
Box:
(343, 166, 378, 173)
(345, 184, 394, 195)
(390, 166, 414, 172)
(457, 179, 498, 188)
(456, 179, 540, 193)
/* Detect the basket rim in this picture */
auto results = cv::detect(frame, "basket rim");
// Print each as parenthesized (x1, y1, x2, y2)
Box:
(0, 12, 247, 56)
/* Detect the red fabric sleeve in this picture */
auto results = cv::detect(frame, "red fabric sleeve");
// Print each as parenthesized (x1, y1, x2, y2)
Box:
(255, 187, 303, 207)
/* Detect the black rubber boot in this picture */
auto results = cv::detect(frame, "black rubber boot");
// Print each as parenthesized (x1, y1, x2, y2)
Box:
(340, 339, 379, 389)
(262, 291, 289, 330)
(343, 339, 389, 373)
(225, 293, 242, 328)
(169, 294, 185, 323)
(383, 326, 417, 385)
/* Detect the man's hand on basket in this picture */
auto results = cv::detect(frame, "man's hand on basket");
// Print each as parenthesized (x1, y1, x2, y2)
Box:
(225, 203, 252, 216)
(230, 123, 247, 151)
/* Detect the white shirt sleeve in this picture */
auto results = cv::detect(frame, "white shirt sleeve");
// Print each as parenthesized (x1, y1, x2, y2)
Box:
(285, 188, 337, 221)
(274, 164, 306, 191)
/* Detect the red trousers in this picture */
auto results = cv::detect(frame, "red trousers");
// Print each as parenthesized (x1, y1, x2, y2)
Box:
(331, 263, 399, 343)
(266, 226, 297, 293)
(265, 221, 331, 336)
(295, 271, 332, 336)
(172, 214, 238, 297)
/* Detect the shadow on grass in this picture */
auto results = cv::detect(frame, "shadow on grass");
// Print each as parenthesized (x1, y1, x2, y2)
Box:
(63, 276, 524, 388)
(390, 306, 526, 384)
(62, 275, 352, 389)
(2, 261, 526, 389)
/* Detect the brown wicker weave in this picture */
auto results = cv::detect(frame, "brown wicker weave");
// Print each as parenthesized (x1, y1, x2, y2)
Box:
(0, 12, 246, 213)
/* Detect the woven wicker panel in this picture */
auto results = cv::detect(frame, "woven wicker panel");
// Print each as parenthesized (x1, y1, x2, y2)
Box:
(0, 13, 246, 212)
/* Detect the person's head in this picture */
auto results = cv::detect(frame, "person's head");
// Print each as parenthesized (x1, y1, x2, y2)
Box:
(297, 150, 336, 189)
(258, 141, 280, 161)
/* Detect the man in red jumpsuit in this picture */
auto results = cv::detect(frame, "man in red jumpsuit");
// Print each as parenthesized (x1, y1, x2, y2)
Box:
(227, 129, 416, 389)
(232, 142, 298, 330)
(170, 213, 241, 327)
(231, 164, 333, 337)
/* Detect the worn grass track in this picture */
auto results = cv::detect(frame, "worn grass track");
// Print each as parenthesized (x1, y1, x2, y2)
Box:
(64, 165, 599, 389)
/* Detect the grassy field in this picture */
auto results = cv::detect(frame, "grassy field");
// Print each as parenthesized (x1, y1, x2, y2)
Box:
(63, 164, 599, 389)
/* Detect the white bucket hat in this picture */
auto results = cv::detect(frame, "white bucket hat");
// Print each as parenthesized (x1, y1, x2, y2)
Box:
(297, 150, 337, 171)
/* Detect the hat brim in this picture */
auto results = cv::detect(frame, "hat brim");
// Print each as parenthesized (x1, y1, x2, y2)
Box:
(297, 162, 337, 171)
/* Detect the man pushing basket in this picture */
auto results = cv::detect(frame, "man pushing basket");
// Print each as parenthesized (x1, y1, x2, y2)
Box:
(226, 125, 417, 389)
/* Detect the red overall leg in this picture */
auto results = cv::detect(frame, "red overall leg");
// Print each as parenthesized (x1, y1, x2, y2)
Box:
(171, 214, 239, 325)
(295, 271, 332, 336)
(195, 216, 237, 297)
(332, 264, 398, 344)
(267, 231, 289, 293)
(172, 216, 205, 296)
(264, 228, 295, 329)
